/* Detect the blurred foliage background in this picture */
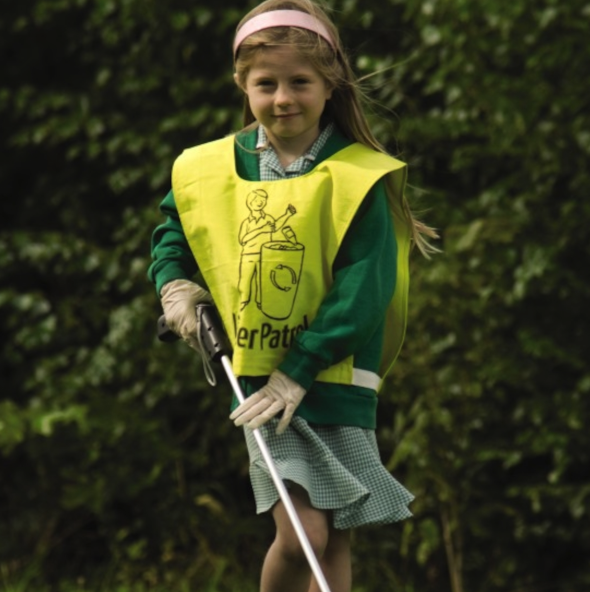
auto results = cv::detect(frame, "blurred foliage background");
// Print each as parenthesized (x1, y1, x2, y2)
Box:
(1, 0, 589, 590)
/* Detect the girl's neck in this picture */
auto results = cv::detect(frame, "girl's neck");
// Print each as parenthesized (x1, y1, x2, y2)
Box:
(265, 127, 321, 168)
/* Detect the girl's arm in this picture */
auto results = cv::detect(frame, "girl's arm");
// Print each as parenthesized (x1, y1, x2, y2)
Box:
(277, 179, 397, 390)
(148, 190, 198, 295)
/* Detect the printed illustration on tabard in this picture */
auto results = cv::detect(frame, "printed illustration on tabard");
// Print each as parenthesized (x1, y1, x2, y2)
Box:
(238, 189, 305, 321)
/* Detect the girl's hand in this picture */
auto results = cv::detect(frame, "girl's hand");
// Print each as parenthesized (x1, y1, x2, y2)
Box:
(160, 279, 213, 354)
(230, 370, 306, 435)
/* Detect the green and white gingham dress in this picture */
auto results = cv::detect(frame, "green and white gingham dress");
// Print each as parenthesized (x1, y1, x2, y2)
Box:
(242, 125, 414, 529)
(244, 417, 414, 530)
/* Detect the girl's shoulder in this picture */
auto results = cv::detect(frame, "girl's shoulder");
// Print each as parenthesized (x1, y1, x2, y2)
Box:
(234, 127, 259, 152)
(315, 126, 352, 163)
(319, 128, 406, 173)
(317, 127, 404, 167)
(178, 128, 258, 158)
(233, 128, 259, 181)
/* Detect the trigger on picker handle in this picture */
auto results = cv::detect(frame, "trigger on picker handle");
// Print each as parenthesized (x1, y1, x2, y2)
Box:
(157, 314, 180, 343)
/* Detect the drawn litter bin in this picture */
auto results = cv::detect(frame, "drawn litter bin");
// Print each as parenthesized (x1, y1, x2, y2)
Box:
(260, 230, 304, 320)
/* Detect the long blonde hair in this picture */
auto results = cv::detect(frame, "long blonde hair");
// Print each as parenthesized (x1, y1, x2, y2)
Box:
(234, 0, 439, 257)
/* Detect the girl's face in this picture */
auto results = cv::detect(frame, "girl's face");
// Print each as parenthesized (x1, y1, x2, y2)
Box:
(237, 46, 332, 157)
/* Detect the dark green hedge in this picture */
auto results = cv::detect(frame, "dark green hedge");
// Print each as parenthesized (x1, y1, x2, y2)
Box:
(1, 0, 588, 590)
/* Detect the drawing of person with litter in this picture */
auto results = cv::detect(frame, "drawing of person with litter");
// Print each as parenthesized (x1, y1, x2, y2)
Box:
(238, 188, 296, 312)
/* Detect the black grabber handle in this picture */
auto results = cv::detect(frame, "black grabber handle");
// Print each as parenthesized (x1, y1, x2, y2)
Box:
(156, 304, 232, 363)
(195, 303, 232, 363)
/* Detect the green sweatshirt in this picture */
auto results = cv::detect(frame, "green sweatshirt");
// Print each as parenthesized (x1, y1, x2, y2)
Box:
(148, 127, 397, 429)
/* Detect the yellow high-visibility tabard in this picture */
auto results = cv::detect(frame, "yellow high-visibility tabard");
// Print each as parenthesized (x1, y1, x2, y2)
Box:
(173, 135, 411, 390)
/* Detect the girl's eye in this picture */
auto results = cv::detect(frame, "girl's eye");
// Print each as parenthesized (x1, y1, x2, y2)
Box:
(294, 78, 310, 85)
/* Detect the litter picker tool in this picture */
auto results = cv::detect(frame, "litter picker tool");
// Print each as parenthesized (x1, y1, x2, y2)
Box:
(157, 303, 332, 592)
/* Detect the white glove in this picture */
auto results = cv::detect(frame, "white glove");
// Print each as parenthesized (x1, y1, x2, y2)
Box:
(230, 370, 306, 435)
(160, 279, 213, 354)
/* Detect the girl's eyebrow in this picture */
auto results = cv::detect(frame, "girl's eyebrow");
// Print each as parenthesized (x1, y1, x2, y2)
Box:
(249, 69, 275, 78)
(248, 72, 273, 82)
(250, 70, 314, 80)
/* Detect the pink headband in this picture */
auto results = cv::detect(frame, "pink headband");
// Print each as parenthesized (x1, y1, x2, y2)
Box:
(233, 10, 335, 57)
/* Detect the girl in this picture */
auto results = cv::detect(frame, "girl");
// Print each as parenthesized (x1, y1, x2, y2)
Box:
(148, 1, 438, 590)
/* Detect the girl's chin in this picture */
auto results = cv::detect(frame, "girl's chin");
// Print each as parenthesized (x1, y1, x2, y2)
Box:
(266, 123, 319, 143)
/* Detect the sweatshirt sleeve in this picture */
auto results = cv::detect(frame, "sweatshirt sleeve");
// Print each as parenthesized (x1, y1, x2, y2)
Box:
(278, 178, 397, 390)
(147, 189, 198, 296)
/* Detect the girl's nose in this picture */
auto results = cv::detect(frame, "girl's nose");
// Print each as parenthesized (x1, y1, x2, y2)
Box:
(275, 84, 293, 107)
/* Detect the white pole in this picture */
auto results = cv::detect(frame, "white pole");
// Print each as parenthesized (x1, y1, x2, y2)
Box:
(221, 355, 332, 592)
